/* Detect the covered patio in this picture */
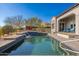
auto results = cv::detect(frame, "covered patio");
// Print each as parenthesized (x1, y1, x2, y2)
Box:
(58, 14, 75, 33)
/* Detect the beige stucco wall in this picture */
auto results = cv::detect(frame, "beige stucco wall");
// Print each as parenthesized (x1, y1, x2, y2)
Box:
(51, 17, 57, 34)
(56, 5, 79, 35)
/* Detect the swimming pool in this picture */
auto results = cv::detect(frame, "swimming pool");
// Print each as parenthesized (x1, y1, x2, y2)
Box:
(3, 35, 66, 55)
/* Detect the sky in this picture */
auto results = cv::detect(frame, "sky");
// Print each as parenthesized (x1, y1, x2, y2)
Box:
(0, 3, 74, 26)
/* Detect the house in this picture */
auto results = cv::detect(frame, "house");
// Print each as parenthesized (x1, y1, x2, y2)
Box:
(51, 4, 79, 38)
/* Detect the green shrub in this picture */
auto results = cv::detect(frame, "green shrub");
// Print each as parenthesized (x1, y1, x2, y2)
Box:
(0, 27, 3, 37)
(2, 25, 14, 34)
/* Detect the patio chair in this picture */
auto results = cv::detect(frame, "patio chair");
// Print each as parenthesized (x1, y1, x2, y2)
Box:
(70, 27, 75, 32)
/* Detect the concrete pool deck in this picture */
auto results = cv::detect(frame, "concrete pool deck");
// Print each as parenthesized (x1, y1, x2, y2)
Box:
(0, 40, 14, 47)
(3, 35, 24, 40)
(0, 31, 26, 49)
(49, 33, 79, 53)
(0, 34, 26, 54)
(49, 34, 75, 42)
(0, 34, 24, 47)
(63, 40, 79, 52)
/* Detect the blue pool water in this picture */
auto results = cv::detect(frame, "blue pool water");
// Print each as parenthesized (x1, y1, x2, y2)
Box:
(8, 36, 66, 55)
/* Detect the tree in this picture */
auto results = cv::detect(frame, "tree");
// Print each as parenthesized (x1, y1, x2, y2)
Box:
(25, 17, 42, 27)
(4, 16, 25, 29)
(0, 27, 4, 37)
(2, 25, 14, 34)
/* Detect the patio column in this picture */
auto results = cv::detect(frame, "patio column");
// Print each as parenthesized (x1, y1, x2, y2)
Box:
(51, 16, 57, 34)
(57, 19, 61, 32)
(57, 20, 59, 33)
(75, 14, 79, 35)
